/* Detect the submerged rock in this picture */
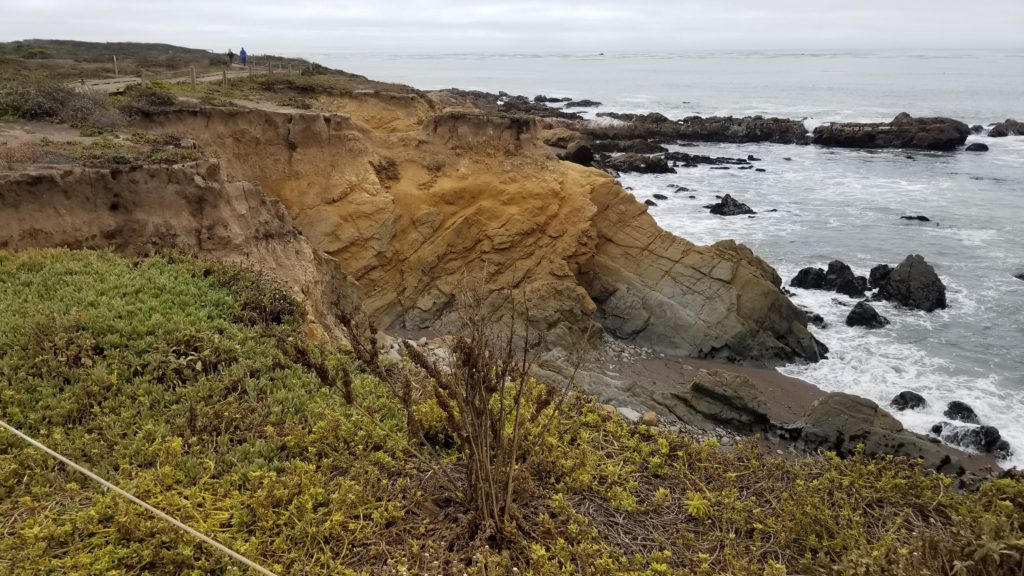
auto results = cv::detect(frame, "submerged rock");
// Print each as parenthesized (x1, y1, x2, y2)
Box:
(931, 422, 1012, 459)
(564, 99, 602, 108)
(890, 391, 927, 411)
(845, 301, 890, 329)
(944, 401, 980, 425)
(988, 118, 1022, 137)
(900, 215, 931, 222)
(706, 194, 755, 216)
(875, 254, 947, 312)
(965, 142, 989, 152)
(811, 113, 970, 151)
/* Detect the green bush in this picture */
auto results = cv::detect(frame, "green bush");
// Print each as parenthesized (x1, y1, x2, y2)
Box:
(0, 81, 124, 128)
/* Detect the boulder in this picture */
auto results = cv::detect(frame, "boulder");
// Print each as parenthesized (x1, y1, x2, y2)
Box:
(641, 411, 658, 426)
(943, 401, 979, 424)
(931, 422, 1012, 459)
(790, 267, 826, 290)
(558, 143, 595, 167)
(706, 194, 755, 216)
(890, 391, 927, 411)
(652, 193, 668, 200)
(965, 142, 989, 152)
(875, 255, 947, 312)
(845, 301, 890, 329)
(603, 153, 675, 174)
(644, 199, 658, 207)
(988, 118, 1022, 138)
(666, 370, 774, 432)
(868, 264, 893, 289)
(970, 124, 985, 134)
(811, 113, 970, 151)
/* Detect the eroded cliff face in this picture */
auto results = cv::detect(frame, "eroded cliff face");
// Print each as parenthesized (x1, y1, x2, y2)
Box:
(133, 103, 821, 363)
(0, 161, 358, 339)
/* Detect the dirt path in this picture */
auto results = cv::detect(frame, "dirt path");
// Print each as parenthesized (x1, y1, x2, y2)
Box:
(72, 67, 267, 94)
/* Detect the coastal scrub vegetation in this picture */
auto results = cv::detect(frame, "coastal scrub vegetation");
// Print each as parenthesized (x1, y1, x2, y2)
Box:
(1, 249, 1023, 575)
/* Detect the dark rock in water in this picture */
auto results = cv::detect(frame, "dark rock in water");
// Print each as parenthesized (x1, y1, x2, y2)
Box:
(738, 165, 754, 170)
(707, 194, 756, 216)
(944, 401, 980, 424)
(811, 113, 970, 150)
(603, 153, 675, 174)
(970, 124, 985, 134)
(652, 193, 668, 200)
(900, 215, 931, 222)
(564, 99, 602, 108)
(905, 155, 915, 160)
(1015, 273, 1024, 281)
(846, 301, 890, 329)
(931, 422, 1012, 459)
(869, 264, 893, 289)
(755, 168, 766, 172)
(891, 391, 927, 411)
(965, 142, 989, 152)
(783, 157, 793, 161)
(591, 139, 668, 154)
(747, 154, 762, 161)
(557, 143, 595, 167)
(668, 185, 691, 192)
(988, 118, 1022, 137)
(644, 199, 658, 207)
(533, 95, 572, 103)
(823, 261, 865, 298)
(710, 166, 731, 170)
(767, 208, 778, 212)
(791, 267, 826, 290)
(688, 195, 696, 199)
(875, 254, 947, 312)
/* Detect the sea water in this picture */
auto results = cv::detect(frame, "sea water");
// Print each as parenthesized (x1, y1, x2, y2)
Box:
(309, 50, 1024, 466)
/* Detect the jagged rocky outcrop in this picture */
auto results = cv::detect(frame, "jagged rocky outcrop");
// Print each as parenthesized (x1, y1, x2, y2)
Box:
(811, 113, 970, 150)
(932, 422, 1012, 460)
(585, 113, 809, 145)
(875, 254, 947, 312)
(0, 161, 359, 339)
(705, 194, 755, 216)
(135, 107, 825, 364)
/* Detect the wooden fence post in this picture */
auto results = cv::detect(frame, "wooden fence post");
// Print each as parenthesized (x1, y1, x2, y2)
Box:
(112, 55, 118, 76)
(222, 69, 228, 85)
(190, 66, 197, 90)
(140, 70, 146, 87)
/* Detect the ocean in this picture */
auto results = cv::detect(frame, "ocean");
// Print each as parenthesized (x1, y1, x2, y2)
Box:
(308, 50, 1024, 467)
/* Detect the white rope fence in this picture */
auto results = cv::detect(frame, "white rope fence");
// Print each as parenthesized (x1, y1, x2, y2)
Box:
(0, 419, 280, 576)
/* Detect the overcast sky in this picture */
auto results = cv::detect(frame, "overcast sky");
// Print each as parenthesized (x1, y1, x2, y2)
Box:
(2, 0, 1021, 53)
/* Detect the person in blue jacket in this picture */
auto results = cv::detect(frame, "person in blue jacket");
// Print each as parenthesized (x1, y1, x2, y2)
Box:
(240, 48, 247, 66)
